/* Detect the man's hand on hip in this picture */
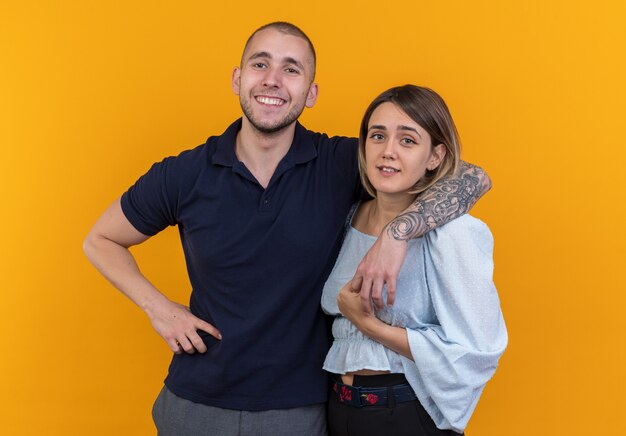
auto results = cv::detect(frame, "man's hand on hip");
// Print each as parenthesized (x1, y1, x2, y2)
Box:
(146, 297, 221, 354)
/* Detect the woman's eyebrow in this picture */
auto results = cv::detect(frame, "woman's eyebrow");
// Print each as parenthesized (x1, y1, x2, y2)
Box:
(368, 124, 421, 139)
(398, 125, 421, 138)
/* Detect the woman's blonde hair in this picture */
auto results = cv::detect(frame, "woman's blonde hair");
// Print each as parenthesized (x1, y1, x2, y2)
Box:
(358, 85, 461, 197)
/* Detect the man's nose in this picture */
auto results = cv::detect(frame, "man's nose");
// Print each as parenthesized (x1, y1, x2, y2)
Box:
(262, 68, 280, 88)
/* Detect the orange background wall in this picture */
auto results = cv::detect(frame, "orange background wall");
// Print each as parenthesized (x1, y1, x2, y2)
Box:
(1, 1, 625, 435)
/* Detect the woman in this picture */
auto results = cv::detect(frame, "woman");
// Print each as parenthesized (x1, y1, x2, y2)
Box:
(321, 85, 507, 435)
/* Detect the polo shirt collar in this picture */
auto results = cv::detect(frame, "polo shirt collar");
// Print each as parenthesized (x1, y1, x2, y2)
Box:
(212, 118, 317, 168)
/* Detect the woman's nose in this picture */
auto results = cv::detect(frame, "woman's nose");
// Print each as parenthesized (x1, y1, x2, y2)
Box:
(382, 140, 397, 159)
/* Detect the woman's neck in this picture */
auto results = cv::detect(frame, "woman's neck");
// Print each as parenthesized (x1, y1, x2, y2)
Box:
(355, 192, 417, 236)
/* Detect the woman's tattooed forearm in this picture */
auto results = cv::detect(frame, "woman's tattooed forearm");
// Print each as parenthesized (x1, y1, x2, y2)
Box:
(386, 162, 492, 241)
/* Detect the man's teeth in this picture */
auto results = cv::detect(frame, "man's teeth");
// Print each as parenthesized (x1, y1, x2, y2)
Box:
(256, 96, 284, 106)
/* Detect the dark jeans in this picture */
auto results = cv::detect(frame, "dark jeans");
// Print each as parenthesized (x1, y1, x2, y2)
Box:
(327, 374, 464, 436)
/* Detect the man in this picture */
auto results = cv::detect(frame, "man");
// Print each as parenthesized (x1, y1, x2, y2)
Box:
(84, 22, 490, 435)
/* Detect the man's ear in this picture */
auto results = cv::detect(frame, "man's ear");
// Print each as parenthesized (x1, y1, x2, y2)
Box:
(231, 67, 241, 95)
(305, 82, 319, 108)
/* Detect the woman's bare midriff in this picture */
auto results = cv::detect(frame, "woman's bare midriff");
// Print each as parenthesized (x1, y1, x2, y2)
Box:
(341, 370, 390, 386)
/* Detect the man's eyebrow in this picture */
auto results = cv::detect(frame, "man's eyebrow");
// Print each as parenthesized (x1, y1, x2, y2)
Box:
(248, 51, 271, 61)
(248, 52, 306, 72)
(283, 57, 305, 71)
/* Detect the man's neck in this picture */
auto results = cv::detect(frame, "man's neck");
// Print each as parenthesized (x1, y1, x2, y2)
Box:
(235, 118, 297, 189)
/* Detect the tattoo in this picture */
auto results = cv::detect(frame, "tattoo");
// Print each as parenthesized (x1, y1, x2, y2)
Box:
(386, 161, 492, 241)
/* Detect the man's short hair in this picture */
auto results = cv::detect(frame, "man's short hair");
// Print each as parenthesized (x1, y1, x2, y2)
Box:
(241, 22, 317, 78)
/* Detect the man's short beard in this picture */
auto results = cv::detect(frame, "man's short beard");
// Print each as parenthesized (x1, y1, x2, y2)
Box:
(240, 97, 305, 134)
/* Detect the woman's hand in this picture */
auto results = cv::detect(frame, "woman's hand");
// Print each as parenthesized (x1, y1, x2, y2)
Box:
(337, 281, 381, 334)
(337, 280, 413, 360)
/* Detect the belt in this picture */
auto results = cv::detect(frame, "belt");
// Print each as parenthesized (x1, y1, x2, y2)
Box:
(331, 380, 417, 408)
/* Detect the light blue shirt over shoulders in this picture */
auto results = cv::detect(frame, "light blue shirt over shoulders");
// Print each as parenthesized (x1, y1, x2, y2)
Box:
(321, 213, 507, 433)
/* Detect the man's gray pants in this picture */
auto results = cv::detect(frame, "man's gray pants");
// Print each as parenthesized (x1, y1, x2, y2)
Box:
(152, 386, 328, 436)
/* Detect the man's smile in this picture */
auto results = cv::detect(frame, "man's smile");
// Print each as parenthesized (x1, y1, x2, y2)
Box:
(255, 96, 286, 106)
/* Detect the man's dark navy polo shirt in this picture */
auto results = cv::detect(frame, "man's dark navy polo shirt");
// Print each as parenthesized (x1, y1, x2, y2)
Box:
(121, 119, 361, 410)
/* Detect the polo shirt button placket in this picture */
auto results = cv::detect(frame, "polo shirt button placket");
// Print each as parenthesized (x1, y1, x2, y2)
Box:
(260, 196, 271, 211)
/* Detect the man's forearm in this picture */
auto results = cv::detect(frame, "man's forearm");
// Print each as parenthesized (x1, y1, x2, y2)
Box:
(83, 198, 221, 353)
(387, 161, 491, 241)
(83, 234, 168, 314)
